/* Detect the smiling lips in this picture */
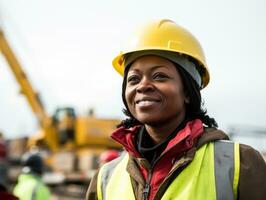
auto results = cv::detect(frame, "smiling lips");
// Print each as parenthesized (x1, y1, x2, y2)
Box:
(135, 97, 160, 108)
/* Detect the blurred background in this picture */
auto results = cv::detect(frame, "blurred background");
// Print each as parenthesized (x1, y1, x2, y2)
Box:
(0, 0, 265, 199)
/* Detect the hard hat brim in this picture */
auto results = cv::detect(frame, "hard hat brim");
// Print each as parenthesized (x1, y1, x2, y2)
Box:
(112, 49, 210, 89)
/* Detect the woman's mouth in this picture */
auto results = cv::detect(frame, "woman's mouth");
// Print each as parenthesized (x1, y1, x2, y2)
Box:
(135, 98, 160, 109)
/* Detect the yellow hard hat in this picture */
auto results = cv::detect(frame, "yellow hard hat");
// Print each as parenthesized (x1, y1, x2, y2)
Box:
(112, 19, 210, 88)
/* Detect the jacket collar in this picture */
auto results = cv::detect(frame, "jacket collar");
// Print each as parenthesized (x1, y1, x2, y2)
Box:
(111, 119, 204, 158)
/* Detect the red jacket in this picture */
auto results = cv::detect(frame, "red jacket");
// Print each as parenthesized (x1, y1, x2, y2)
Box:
(111, 119, 204, 200)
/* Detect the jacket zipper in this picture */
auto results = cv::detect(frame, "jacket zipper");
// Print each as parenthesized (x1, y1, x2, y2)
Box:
(142, 169, 152, 200)
(142, 151, 165, 200)
(141, 138, 190, 200)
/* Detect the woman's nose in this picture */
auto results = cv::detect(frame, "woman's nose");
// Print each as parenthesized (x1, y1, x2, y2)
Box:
(136, 77, 154, 93)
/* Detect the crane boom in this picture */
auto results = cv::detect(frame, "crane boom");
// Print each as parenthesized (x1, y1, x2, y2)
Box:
(0, 26, 120, 159)
(0, 28, 58, 151)
(0, 29, 50, 128)
(0, 26, 123, 185)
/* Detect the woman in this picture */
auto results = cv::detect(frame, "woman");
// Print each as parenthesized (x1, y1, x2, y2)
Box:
(86, 19, 266, 200)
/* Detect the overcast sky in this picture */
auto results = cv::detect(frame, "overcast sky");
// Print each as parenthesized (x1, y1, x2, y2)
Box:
(0, 0, 266, 142)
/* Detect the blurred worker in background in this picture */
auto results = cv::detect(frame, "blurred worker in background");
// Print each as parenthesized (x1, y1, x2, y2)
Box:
(13, 151, 51, 200)
(99, 150, 120, 166)
(0, 131, 19, 200)
(86, 19, 266, 200)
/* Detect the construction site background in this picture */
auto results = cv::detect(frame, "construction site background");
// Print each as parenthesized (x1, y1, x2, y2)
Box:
(1, 1, 266, 199)
(0, 26, 122, 199)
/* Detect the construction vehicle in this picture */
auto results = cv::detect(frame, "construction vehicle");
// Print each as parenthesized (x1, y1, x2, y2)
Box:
(0, 27, 121, 186)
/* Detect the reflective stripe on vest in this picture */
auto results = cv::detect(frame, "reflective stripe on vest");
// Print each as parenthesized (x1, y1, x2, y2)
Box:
(31, 182, 41, 200)
(214, 140, 240, 200)
(97, 141, 240, 200)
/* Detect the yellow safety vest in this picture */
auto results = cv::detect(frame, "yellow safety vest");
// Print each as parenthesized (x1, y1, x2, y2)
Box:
(97, 140, 240, 200)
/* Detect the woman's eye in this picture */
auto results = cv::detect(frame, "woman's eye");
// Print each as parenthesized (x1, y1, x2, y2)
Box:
(153, 73, 168, 80)
(127, 75, 140, 84)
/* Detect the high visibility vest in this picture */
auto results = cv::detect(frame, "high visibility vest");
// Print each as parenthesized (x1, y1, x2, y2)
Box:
(97, 140, 240, 200)
(13, 173, 51, 200)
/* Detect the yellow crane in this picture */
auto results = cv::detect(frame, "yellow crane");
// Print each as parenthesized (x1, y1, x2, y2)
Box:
(0, 27, 121, 184)
(0, 29, 58, 150)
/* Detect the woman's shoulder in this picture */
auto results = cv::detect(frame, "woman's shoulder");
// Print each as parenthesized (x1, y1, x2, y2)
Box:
(238, 143, 266, 199)
(199, 127, 265, 160)
(197, 127, 229, 148)
(239, 143, 266, 168)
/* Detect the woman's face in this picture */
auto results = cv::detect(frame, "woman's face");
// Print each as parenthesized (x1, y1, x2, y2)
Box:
(125, 55, 188, 126)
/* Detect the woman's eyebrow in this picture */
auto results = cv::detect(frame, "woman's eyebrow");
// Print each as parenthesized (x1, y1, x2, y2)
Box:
(150, 65, 172, 73)
(128, 64, 171, 75)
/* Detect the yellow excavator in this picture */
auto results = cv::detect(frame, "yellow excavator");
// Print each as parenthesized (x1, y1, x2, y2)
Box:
(0, 28, 121, 184)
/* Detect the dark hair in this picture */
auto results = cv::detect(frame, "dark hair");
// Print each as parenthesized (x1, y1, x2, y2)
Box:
(118, 61, 218, 128)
